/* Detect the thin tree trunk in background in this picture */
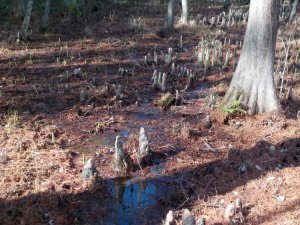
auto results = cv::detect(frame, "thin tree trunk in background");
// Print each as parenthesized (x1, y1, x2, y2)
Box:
(289, 0, 299, 22)
(164, 0, 175, 31)
(12, 0, 20, 20)
(85, 0, 92, 15)
(223, 0, 280, 115)
(19, 0, 25, 16)
(41, 0, 51, 31)
(72, 0, 77, 7)
(180, 0, 188, 24)
(84, 0, 93, 36)
(20, 0, 33, 40)
(12, 0, 25, 20)
(223, 0, 231, 9)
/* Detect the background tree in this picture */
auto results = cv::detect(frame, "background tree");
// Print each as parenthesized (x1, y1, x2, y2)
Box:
(19, 0, 25, 16)
(20, 0, 33, 40)
(12, 0, 25, 21)
(289, 0, 299, 22)
(179, 0, 188, 24)
(164, 0, 175, 31)
(223, 0, 231, 9)
(40, 0, 51, 31)
(223, 0, 280, 115)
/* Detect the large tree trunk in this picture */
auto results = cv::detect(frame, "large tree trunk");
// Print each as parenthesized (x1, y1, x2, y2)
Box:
(289, 0, 299, 22)
(41, 0, 51, 31)
(180, 0, 188, 24)
(20, 0, 33, 40)
(164, 0, 175, 31)
(223, 0, 280, 115)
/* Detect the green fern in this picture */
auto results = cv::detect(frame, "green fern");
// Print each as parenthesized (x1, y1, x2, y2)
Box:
(217, 100, 246, 115)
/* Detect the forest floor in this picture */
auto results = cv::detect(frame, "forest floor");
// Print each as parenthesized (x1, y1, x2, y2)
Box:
(0, 2, 299, 225)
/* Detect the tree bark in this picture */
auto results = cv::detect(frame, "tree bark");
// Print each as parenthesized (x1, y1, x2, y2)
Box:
(41, 0, 51, 31)
(12, 0, 25, 20)
(165, 0, 175, 31)
(223, 0, 280, 115)
(12, 0, 20, 20)
(180, 0, 188, 24)
(19, 0, 25, 16)
(289, 0, 299, 22)
(223, 0, 231, 9)
(20, 0, 33, 40)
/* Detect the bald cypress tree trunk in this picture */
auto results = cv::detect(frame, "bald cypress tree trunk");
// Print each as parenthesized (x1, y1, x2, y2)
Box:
(223, 0, 231, 9)
(12, 0, 19, 20)
(19, 0, 25, 16)
(289, 0, 299, 22)
(20, 0, 33, 40)
(180, 0, 188, 25)
(223, 0, 280, 115)
(41, 0, 51, 31)
(165, 0, 175, 31)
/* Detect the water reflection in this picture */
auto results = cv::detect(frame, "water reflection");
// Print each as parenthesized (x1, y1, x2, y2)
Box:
(106, 177, 176, 225)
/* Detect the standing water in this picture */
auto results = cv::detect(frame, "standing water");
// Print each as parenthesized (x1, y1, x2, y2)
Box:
(105, 177, 178, 225)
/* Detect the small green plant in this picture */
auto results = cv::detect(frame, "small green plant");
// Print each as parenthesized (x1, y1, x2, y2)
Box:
(158, 92, 174, 110)
(95, 121, 105, 133)
(28, 54, 33, 64)
(217, 100, 246, 115)
(5, 111, 21, 134)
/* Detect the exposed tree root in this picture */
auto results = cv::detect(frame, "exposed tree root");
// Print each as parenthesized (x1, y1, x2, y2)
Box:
(223, 84, 278, 116)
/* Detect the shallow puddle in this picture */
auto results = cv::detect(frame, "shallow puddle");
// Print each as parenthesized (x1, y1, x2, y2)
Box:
(74, 176, 180, 225)
(186, 83, 210, 99)
(134, 109, 159, 120)
(72, 145, 92, 155)
(91, 129, 130, 147)
(130, 103, 160, 121)
(72, 129, 130, 157)
(150, 159, 166, 175)
(105, 177, 178, 225)
(194, 83, 210, 91)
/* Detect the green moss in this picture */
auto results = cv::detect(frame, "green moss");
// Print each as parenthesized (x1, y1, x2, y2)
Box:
(217, 100, 246, 115)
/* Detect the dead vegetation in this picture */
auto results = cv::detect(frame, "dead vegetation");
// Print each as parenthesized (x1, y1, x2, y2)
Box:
(0, 0, 299, 225)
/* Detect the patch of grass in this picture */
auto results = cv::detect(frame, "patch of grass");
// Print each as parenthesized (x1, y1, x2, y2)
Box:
(158, 92, 174, 110)
(180, 126, 191, 140)
(217, 100, 246, 115)
(95, 121, 105, 133)
(129, 17, 146, 33)
(28, 54, 33, 64)
(4, 111, 21, 134)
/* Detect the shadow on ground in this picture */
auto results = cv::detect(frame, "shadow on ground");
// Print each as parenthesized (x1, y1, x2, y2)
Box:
(0, 138, 299, 225)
